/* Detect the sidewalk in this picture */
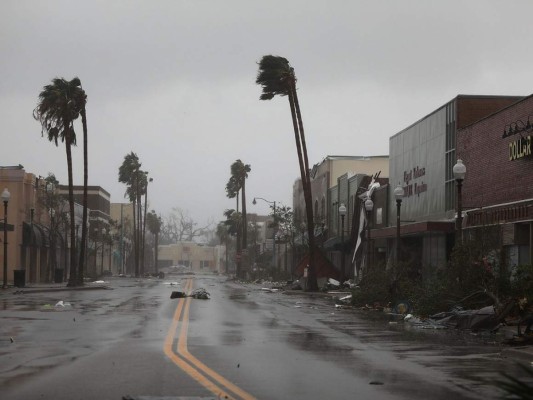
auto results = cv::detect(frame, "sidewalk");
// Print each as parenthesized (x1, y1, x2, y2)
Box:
(1, 281, 112, 295)
(281, 285, 533, 364)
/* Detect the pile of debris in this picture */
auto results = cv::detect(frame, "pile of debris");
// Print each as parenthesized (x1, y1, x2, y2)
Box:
(170, 288, 210, 300)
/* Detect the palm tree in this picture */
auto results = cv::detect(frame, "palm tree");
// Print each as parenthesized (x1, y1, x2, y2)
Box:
(146, 210, 161, 274)
(141, 173, 152, 276)
(223, 209, 241, 275)
(118, 152, 142, 277)
(216, 221, 230, 274)
(226, 160, 251, 278)
(78, 82, 89, 285)
(34, 77, 86, 286)
(256, 55, 318, 290)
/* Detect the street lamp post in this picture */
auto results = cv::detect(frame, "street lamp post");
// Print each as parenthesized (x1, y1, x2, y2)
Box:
(453, 159, 467, 244)
(252, 197, 276, 271)
(93, 227, 99, 278)
(2, 188, 11, 288)
(394, 184, 404, 265)
(338, 203, 347, 283)
(50, 208, 57, 282)
(364, 197, 374, 271)
(101, 228, 107, 276)
(142, 175, 153, 276)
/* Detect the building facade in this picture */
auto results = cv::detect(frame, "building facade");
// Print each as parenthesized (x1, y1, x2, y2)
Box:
(0, 166, 85, 285)
(372, 94, 524, 277)
(459, 94, 533, 268)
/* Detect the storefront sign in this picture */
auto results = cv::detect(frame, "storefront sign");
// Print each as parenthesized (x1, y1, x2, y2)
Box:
(402, 166, 427, 197)
(509, 135, 532, 161)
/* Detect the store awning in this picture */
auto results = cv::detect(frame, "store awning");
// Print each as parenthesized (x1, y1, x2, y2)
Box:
(371, 221, 455, 240)
(23, 222, 48, 247)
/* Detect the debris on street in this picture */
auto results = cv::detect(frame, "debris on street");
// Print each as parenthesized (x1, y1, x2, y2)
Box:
(333, 294, 353, 309)
(190, 288, 210, 299)
(323, 278, 340, 291)
(429, 305, 499, 331)
(261, 287, 280, 293)
(170, 288, 211, 299)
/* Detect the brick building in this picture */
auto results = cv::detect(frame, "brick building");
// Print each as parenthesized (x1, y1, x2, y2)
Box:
(458, 94, 533, 266)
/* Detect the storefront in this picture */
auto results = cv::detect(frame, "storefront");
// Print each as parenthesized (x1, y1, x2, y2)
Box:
(383, 95, 524, 275)
(458, 94, 533, 267)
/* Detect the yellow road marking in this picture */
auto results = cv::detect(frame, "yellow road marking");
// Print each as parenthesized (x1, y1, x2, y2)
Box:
(164, 278, 256, 400)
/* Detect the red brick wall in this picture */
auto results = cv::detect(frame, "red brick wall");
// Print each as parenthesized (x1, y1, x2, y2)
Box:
(458, 95, 533, 209)
(456, 96, 523, 129)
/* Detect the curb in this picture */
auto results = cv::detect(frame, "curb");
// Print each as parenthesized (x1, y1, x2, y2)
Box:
(7, 285, 112, 294)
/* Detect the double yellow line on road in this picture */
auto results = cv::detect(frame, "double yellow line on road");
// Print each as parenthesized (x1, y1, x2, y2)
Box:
(164, 278, 256, 400)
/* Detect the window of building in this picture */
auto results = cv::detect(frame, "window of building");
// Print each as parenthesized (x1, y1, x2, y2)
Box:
(445, 101, 457, 211)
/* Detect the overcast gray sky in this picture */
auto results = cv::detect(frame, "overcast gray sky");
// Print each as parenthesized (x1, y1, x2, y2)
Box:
(2, 0, 532, 227)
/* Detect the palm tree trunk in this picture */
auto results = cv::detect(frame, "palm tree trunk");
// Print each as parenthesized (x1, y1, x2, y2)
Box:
(137, 191, 142, 276)
(78, 107, 88, 285)
(287, 84, 318, 291)
(241, 181, 247, 248)
(142, 189, 148, 275)
(132, 194, 138, 277)
(65, 133, 78, 286)
(241, 180, 247, 279)
(154, 231, 159, 274)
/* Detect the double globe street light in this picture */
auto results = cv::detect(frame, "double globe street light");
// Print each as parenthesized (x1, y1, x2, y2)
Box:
(453, 159, 467, 244)
(364, 197, 374, 270)
(338, 203, 347, 283)
(393, 184, 405, 265)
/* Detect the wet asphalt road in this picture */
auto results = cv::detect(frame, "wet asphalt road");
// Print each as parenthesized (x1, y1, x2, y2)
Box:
(0, 274, 530, 400)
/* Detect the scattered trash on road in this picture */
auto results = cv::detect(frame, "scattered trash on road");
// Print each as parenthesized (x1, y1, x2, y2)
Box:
(190, 288, 210, 299)
(261, 287, 279, 293)
(170, 288, 211, 299)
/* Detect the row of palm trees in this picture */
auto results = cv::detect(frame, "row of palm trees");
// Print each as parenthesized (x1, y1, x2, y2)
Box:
(34, 79, 161, 284)
(33, 56, 317, 287)
(118, 152, 157, 277)
(225, 159, 251, 278)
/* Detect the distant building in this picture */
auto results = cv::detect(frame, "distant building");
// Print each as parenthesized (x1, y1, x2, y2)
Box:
(158, 242, 221, 273)
(58, 185, 111, 278)
(292, 155, 389, 279)
(293, 155, 389, 229)
(110, 203, 134, 275)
